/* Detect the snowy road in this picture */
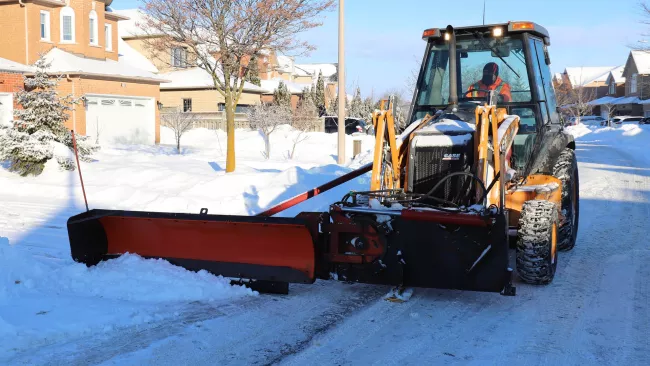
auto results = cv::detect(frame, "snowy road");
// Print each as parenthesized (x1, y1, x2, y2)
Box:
(3, 128, 650, 365)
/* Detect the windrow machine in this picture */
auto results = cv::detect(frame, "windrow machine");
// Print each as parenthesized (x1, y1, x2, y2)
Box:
(67, 21, 579, 296)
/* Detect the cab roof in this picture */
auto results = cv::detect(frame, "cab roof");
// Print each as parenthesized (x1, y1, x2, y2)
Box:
(423, 21, 550, 44)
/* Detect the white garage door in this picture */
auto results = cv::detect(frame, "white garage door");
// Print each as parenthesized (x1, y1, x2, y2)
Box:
(0, 93, 13, 127)
(85, 95, 155, 145)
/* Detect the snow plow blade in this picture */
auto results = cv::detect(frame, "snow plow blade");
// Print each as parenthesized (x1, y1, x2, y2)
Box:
(67, 209, 317, 287)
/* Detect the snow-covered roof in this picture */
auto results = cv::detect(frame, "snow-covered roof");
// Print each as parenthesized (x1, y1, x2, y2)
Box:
(260, 78, 310, 94)
(588, 96, 621, 106)
(113, 9, 156, 38)
(630, 50, 650, 75)
(276, 55, 293, 71)
(614, 96, 641, 105)
(294, 63, 337, 78)
(606, 66, 625, 84)
(564, 66, 617, 87)
(118, 38, 159, 73)
(41, 48, 166, 83)
(586, 95, 641, 106)
(0, 57, 33, 73)
(273, 55, 310, 77)
(104, 5, 130, 21)
(159, 67, 266, 93)
(274, 52, 336, 79)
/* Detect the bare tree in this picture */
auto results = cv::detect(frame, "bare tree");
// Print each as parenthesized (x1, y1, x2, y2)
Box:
(247, 103, 291, 159)
(140, 0, 334, 172)
(288, 98, 318, 159)
(161, 111, 197, 153)
(601, 101, 618, 126)
(554, 78, 596, 121)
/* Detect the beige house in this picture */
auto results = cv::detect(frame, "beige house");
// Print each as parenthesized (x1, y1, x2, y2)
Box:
(114, 8, 338, 113)
(0, 0, 167, 145)
(159, 67, 266, 115)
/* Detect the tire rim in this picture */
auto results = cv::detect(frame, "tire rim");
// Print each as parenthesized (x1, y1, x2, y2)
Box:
(551, 223, 557, 264)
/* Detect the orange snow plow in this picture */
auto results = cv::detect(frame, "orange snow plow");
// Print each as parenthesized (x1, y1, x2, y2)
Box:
(68, 22, 580, 296)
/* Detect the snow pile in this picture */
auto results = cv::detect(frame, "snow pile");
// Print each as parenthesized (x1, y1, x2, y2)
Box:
(564, 123, 592, 139)
(0, 248, 253, 303)
(566, 123, 650, 164)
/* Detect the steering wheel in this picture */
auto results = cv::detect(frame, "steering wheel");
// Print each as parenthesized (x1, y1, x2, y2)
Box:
(458, 88, 504, 104)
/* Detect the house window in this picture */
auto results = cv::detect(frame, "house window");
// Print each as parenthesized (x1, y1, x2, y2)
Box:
(105, 24, 112, 51)
(609, 81, 615, 95)
(40, 11, 50, 41)
(631, 73, 638, 94)
(183, 98, 192, 112)
(89, 11, 98, 45)
(60, 7, 75, 43)
(217, 103, 250, 113)
(172, 47, 188, 68)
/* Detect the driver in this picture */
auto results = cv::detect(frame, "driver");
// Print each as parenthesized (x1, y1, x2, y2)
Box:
(466, 62, 512, 102)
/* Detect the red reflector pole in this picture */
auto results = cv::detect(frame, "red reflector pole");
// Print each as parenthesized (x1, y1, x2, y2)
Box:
(401, 209, 488, 227)
(258, 163, 372, 217)
(71, 130, 89, 212)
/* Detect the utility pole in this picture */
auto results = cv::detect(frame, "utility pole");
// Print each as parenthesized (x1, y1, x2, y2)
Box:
(337, 0, 346, 164)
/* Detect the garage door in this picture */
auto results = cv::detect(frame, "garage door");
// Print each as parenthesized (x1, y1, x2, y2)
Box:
(0, 93, 13, 127)
(85, 95, 155, 145)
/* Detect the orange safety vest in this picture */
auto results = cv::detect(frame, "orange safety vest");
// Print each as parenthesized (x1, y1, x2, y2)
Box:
(466, 77, 512, 102)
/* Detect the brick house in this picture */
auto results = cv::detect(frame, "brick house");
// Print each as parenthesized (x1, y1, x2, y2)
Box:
(0, 58, 32, 125)
(620, 50, 650, 117)
(556, 66, 617, 100)
(0, 0, 167, 145)
(588, 66, 626, 119)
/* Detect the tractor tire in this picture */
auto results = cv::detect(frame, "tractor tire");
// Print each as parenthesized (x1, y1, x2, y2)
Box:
(553, 148, 579, 251)
(516, 200, 559, 285)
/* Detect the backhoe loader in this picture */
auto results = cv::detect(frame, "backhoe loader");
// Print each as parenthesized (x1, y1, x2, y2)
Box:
(67, 21, 579, 296)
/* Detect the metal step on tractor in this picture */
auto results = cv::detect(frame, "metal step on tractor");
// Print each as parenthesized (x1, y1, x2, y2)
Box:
(67, 21, 579, 298)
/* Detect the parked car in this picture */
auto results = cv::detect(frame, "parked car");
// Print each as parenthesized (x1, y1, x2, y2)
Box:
(608, 116, 643, 125)
(567, 115, 606, 126)
(324, 117, 375, 135)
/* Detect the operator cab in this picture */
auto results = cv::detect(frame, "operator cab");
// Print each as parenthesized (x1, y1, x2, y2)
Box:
(409, 22, 560, 175)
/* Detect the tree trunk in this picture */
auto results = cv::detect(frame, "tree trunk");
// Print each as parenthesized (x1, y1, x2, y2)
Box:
(225, 94, 236, 172)
(176, 135, 181, 154)
(264, 133, 270, 159)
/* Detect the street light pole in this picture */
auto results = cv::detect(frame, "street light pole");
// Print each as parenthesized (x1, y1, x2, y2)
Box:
(337, 0, 345, 164)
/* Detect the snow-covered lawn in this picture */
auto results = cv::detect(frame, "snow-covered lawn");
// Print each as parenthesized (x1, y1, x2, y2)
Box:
(0, 126, 375, 359)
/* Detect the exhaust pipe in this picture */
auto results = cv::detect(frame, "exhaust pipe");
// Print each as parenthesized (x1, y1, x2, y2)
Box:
(447, 25, 458, 109)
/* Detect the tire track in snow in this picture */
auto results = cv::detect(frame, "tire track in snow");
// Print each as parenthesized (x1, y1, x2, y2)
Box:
(6, 282, 388, 366)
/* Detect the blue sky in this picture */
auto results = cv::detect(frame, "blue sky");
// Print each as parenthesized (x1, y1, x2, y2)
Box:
(114, 0, 646, 97)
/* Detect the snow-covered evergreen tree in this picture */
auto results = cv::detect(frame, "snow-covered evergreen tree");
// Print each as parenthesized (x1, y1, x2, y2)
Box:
(362, 96, 376, 120)
(314, 71, 326, 115)
(300, 86, 313, 106)
(348, 87, 364, 119)
(273, 81, 293, 111)
(245, 56, 262, 87)
(0, 56, 98, 176)
(329, 92, 346, 117)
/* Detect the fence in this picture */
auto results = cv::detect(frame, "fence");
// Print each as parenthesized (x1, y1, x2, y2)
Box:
(161, 111, 324, 132)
